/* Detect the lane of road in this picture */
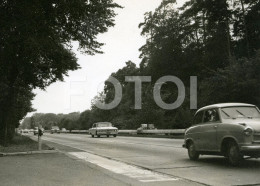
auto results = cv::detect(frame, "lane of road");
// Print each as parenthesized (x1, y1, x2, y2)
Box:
(36, 133, 260, 186)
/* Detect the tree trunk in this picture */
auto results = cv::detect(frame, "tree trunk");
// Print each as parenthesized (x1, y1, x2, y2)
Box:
(240, 0, 250, 58)
(225, 19, 232, 65)
(202, 11, 206, 45)
(0, 86, 15, 146)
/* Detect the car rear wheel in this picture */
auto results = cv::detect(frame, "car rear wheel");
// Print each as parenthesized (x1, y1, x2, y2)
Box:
(113, 134, 117, 137)
(228, 141, 243, 166)
(188, 142, 199, 160)
(91, 134, 94, 138)
(107, 135, 109, 137)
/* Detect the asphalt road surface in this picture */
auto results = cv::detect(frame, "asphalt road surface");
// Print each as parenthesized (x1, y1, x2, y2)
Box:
(34, 133, 260, 186)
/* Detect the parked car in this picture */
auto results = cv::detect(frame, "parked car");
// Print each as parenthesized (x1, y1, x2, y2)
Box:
(183, 103, 260, 165)
(51, 126, 60, 134)
(89, 122, 118, 138)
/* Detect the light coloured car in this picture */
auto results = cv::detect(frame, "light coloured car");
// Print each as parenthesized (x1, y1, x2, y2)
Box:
(183, 103, 260, 166)
(137, 124, 156, 134)
(89, 122, 118, 138)
(22, 129, 29, 133)
(51, 126, 60, 134)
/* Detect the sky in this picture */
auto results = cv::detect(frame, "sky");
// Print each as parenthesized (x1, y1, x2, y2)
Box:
(30, 0, 187, 115)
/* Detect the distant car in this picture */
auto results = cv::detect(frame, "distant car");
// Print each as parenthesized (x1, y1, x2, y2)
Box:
(51, 126, 60, 134)
(137, 124, 156, 134)
(183, 103, 260, 166)
(89, 122, 118, 138)
(22, 129, 29, 133)
(34, 127, 39, 135)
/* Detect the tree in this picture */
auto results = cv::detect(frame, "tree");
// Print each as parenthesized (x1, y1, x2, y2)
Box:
(200, 50, 260, 108)
(78, 110, 92, 129)
(19, 0, 260, 131)
(0, 0, 121, 145)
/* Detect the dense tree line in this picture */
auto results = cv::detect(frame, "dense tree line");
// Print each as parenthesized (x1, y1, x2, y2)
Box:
(21, 112, 81, 131)
(22, 0, 260, 131)
(82, 0, 260, 130)
(0, 0, 120, 145)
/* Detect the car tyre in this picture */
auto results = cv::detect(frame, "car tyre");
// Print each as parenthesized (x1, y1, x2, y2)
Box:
(188, 142, 199, 160)
(113, 134, 117, 137)
(228, 141, 243, 166)
(107, 135, 109, 138)
(91, 134, 94, 138)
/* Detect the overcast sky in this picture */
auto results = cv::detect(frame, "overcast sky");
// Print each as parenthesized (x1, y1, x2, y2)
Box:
(30, 0, 186, 115)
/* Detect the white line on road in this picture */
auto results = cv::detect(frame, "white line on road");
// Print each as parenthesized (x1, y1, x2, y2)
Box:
(69, 152, 179, 183)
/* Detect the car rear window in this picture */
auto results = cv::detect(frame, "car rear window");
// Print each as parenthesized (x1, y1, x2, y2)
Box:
(97, 123, 112, 127)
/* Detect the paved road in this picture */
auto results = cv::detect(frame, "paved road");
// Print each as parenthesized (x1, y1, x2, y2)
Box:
(0, 153, 128, 186)
(37, 133, 260, 186)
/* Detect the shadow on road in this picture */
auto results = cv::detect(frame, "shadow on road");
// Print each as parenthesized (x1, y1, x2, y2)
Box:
(194, 156, 260, 168)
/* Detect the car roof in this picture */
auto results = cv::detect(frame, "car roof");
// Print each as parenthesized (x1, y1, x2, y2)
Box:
(196, 103, 255, 113)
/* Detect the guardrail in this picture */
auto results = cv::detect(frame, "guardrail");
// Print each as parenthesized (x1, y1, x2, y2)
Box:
(70, 130, 88, 134)
(138, 129, 185, 135)
(118, 130, 137, 134)
(53, 129, 185, 135)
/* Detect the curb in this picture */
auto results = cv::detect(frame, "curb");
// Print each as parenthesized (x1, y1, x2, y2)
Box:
(0, 149, 59, 157)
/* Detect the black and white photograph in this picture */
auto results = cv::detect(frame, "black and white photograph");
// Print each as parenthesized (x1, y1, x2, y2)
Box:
(0, 0, 260, 185)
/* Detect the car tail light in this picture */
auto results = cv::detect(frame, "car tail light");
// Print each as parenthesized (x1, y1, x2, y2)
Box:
(244, 127, 253, 136)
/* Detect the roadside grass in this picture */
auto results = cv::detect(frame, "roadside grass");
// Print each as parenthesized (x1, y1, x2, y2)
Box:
(0, 134, 50, 153)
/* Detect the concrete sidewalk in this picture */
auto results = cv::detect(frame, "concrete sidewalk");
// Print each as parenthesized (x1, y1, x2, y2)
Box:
(0, 152, 128, 186)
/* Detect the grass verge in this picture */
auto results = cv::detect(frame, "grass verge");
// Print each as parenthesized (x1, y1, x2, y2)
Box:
(0, 134, 50, 153)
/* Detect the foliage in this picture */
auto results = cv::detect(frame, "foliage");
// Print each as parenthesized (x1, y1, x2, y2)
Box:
(0, 0, 121, 145)
(20, 0, 260, 131)
(85, 0, 260, 130)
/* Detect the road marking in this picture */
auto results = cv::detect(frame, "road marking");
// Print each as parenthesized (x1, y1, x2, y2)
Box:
(69, 152, 179, 183)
